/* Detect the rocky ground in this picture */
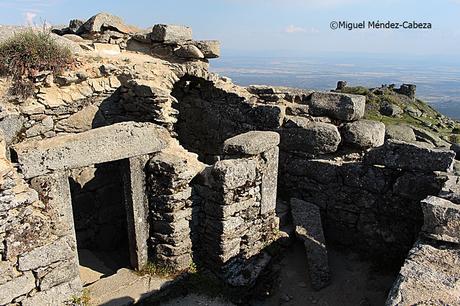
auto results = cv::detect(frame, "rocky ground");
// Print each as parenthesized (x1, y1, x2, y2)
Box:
(154, 241, 396, 306)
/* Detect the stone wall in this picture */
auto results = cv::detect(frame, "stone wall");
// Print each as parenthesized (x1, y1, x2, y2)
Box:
(386, 175, 460, 305)
(194, 131, 280, 286)
(170, 76, 284, 162)
(0, 122, 168, 304)
(0, 130, 82, 305)
(280, 149, 449, 262)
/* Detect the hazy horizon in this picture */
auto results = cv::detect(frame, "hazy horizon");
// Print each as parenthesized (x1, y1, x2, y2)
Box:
(210, 53, 460, 119)
(1, 0, 460, 57)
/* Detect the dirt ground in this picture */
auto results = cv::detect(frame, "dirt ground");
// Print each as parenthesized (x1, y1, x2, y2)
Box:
(251, 242, 397, 306)
(160, 241, 397, 306)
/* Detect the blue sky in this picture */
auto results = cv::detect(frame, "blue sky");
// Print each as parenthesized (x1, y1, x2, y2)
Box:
(0, 0, 459, 57)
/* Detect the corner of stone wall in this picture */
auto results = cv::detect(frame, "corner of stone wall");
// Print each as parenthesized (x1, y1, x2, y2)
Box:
(193, 131, 280, 287)
(145, 145, 205, 272)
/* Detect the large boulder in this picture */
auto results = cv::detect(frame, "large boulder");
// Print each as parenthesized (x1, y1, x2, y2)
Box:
(309, 92, 365, 121)
(79, 13, 136, 34)
(364, 140, 456, 172)
(385, 124, 416, 142)
(341, 119, 385, 149)
(280, 122, 341, 155)
(151, 24, 192, 44)
(421, 196, 460, 243)
(194, 40, 220, 58)
(223, 131, 280, 155)
(174, 44, 204, 59)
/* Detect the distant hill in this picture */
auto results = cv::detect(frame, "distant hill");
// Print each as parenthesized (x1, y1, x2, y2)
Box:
(336, 83, 460, 146)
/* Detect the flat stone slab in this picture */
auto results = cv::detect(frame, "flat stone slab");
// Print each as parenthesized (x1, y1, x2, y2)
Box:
(13, 122, 170, 178)
(386, 239, 460, 306)
(421, 196, 460, 243)
(223, 131, 280, 155)
(87, 268, 175, 305)
(364, 140, 455, 173)
(290, 198, 330, 290)
(151, 24, 192, 43)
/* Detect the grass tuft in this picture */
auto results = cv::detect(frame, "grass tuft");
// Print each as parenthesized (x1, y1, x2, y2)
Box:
(0, 28, 74, 97)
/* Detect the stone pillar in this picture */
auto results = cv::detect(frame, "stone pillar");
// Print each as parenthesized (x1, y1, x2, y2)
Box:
(146, 150, 204, 271)
(121, 155, 150, 270)
(22, 172, 82, 305)
(196, 131, 280, 286)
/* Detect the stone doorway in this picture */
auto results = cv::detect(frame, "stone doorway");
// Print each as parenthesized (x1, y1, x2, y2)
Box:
(69, 160, 131, 286)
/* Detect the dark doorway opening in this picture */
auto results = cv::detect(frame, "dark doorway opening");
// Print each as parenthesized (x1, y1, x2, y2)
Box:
(69, 160, 130, 286)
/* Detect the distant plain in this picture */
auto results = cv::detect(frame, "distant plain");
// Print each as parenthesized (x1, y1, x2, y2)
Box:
(211, 53, 460, 119)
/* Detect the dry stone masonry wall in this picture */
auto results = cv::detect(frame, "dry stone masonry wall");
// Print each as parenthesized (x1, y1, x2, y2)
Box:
(1, 12, 460, 305)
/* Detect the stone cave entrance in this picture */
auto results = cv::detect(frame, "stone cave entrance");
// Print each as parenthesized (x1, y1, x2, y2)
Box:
(69, 160, 131, 286)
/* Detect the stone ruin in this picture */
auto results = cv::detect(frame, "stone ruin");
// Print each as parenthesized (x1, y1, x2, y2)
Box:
(1, 12, 460, 305)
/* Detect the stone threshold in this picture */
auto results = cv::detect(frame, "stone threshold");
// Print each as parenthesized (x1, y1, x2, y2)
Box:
(86, 268, 175, 306)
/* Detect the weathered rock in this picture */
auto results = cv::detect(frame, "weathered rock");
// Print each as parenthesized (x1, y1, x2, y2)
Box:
(174, 44, 204, 59)
(212, 159, 257, 190)
(380, 102, 403, 117)
(40, 260, 79, 290)
(194, 40, 220, 58)
(0, 272, 36, 305)
(79, 12, 135, 34)
(93, 43, 121, 55)
(55, 105, 104, 133)
(62, 34, 85, 43)
(421, 196, 460, 243)
(223, 131, 280, 155)
(364, 140, 456, 172)
(309, 92, 365, 121)
(0, 113, 25, 144)
(385, 124, 416, 142)
(411, 126, 451, 148)
(290, 198, 330, 290)
(261, 147, 279, 215)
(18, 237, 75, 271)
(250, 105, 285, 129)
(50, 33, 84, 54)
(341, 119, 385, 149)
(386, 240, 460, 306)
(151, 24, 192, 43)
(283, 116, 312, 129)
(439, 174, 460, 204)
(68, 19, 84, 33)
(280, 122, 341, 154)
(336, 80, 347, 90)
(13, 122, 170, 178)
(405, 105, 422, 117)
(22, 277, 81, 306)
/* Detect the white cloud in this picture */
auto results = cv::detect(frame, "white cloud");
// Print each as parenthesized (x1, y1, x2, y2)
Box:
(284, 25, 319, 34)
(24, 11, 37, 25)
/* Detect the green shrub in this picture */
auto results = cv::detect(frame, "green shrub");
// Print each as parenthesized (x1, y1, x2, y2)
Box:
(0, 29, 73, 97)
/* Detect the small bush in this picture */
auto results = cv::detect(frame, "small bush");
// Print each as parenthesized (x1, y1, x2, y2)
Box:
(0, 29, 73, 97)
